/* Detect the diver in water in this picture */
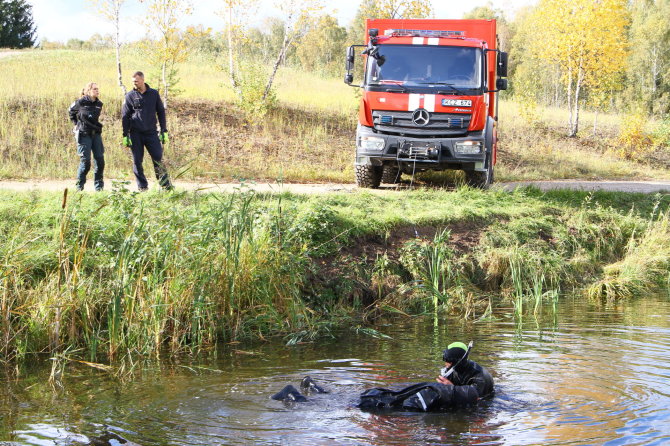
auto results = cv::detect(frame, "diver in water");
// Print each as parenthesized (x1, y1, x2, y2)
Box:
(271, 341, 494, 412)
(358, 341, 494, 411)
(271, 376, 329, 402)
(438, 341, 494, 397)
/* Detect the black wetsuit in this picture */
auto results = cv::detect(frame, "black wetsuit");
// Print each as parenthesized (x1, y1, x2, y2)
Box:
(358, 359, 494, 411)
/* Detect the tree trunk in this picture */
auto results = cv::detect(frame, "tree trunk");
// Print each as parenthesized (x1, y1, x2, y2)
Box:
(570, 67, 584, 137)
(649, 45, 659, 115)
(593, 109, 598, 136)
(227, 6, 240, 98)
(162, 60, 168, 109)
(567, 66, 574, 135)
(114, 1, 126, 96)
(553, 67, 560, 107)
(263, 19, 293, 102)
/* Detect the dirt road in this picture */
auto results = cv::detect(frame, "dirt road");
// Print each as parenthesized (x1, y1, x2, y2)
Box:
(1, 179, 669, 194)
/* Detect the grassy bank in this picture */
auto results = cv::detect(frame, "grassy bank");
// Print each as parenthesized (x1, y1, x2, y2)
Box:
(1, 186, 669, 364)
(2, 49, 670, 184)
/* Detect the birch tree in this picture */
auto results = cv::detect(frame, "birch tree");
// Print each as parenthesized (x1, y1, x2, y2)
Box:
(349, 0, 433, 44)
(88, 0, 127, 96)
(528, 0, 628, 136)
(221, 0, 324, 115)
(139, 0, 193, 108)
(263, 0, 324, 102)
(221, 0, 260, 99)
(627, 0, 670, 115)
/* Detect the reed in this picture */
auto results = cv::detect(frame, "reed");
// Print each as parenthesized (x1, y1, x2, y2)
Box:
(586, 210, 670, 301)
(1, 186, 670, 363)
(0, 187, 317, 361)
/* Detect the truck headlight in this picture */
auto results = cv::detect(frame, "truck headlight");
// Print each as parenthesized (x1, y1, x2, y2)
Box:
(358, 136, 385, 151)
(454, 141, 482, 154)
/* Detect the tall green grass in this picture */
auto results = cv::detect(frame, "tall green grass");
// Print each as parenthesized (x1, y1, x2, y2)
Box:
(586, 209, 670, 301)
(0, 187, 315, 361)
(1, 173, 670, 364)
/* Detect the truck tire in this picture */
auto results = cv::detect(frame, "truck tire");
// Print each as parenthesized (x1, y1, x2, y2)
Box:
(381, 165, 401, 184)
(465, 159, 494, 189)
(355, 165, 382, 188)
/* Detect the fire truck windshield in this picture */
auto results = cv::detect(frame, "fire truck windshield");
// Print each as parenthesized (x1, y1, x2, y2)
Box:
(365, 45, 482, 92)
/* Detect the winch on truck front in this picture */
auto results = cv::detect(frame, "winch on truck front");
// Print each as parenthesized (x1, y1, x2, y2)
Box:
(344, 19, 509, 188)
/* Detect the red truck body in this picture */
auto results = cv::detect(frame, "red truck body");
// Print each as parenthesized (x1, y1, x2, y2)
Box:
(345, 19, 508, 188)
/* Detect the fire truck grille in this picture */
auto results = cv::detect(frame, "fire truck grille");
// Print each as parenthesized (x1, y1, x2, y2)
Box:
(372, 110, 471, 137)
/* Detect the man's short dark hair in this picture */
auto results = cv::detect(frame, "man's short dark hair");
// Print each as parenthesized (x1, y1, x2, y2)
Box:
(133, 71, 144, 78)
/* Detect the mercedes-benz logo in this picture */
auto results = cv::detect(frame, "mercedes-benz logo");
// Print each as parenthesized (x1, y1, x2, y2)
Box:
(412, 108, 430, 126)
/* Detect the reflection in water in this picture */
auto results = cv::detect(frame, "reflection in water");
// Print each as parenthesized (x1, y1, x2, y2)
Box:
(1, 296, 669, 445)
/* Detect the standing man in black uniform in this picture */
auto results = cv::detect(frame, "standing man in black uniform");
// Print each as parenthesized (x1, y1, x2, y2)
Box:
(121, 71, 173, 191)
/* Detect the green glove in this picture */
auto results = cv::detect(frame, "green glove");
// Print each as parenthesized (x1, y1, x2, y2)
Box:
(123, 136, 132, 147)
(159, 131, 169, 144)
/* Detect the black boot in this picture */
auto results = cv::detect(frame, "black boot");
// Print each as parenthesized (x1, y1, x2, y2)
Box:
(271, 384, 307, 402)
(300, 375, 329, 394)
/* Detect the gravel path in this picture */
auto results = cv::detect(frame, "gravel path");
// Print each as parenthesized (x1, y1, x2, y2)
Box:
(1, 179, 669, 194)
(500, 180, 670, 194)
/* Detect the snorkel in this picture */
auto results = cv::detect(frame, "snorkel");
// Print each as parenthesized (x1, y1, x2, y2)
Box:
(440, 341, 474, 378)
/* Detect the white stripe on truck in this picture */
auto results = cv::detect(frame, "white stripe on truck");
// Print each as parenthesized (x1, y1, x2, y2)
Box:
(408, 94, 421, 111)
(424, 94, 435, 112)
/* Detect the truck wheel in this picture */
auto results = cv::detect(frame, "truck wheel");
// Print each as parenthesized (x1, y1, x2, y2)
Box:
(381, 165, 401, 184)
(465, 160, 494, 189)
(355, 165, 382, 188)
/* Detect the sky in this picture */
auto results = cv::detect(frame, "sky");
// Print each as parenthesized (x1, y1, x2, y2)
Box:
(28, 0, 535, 43)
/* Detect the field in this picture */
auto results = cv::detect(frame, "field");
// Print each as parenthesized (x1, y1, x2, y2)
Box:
(2, 49, 669, 184)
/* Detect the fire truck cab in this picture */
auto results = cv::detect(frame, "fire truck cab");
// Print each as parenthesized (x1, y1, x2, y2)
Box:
(345, 19, 508, 188)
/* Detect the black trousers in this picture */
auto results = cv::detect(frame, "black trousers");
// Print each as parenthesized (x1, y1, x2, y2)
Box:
(76, 132, 105, 191)
(129, 131, 172, 190)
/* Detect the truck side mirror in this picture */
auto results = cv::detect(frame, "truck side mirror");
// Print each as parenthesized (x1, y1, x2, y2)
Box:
(497, 52, 508, 78)
(496, 78, 508, 91)
(346, 46, 355, 72)
(345, 44, 366, 87)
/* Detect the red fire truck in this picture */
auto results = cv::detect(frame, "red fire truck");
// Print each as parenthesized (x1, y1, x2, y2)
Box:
(345, 19, 508, 188)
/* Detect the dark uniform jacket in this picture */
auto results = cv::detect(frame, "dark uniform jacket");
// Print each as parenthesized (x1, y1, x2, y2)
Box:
(69, 96, 103, 135)
(121, 84, 167, 136)
(358, 359, 494, 412)
(447, 359, 494, 399)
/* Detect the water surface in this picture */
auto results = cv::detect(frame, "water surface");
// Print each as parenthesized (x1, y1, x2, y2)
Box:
(1, 296, 669, 445)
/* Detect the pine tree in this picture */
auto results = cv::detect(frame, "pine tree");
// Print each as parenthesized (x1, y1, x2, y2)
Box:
(0, 0, 36, 48)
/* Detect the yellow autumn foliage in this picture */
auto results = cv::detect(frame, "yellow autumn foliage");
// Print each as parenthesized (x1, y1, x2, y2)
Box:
(611, 113, 654, 161)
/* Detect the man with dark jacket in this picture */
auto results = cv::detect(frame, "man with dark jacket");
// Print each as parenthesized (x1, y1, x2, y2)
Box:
(358, 341, 494, 411)
(121, 71, 173, 191)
